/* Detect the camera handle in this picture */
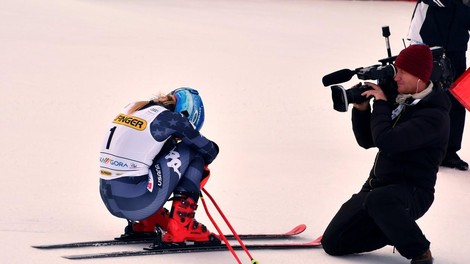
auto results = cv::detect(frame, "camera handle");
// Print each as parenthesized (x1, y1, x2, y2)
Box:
(382, 26, 392, 60)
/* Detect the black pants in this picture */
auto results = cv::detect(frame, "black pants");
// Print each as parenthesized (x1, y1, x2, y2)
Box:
(322, 184, 434, 259)
(446, 51, 467, 156)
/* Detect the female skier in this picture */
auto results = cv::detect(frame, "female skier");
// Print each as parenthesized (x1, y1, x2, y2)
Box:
(99, 87, 219, 243)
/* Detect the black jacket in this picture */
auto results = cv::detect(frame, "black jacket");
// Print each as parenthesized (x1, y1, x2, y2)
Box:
(352, 85, 451, 193)
(409, 0, 470, 52)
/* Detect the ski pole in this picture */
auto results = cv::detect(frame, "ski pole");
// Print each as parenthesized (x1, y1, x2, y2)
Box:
(200, 193, 243, 264)
(202, 188, 259, 264)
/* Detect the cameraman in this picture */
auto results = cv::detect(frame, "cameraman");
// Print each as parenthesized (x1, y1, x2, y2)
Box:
(322, 45, 450, 264)
(407, 0, 470, 170)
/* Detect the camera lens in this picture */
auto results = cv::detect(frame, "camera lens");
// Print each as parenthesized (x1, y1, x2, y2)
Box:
(330, 84, 372, 112)
(347, 85, 372, 104)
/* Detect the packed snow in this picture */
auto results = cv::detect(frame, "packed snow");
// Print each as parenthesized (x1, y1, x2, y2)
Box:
(1, 0, 469, 263)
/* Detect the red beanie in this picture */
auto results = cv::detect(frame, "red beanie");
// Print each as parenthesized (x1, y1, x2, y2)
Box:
(394, 44, 433, 83)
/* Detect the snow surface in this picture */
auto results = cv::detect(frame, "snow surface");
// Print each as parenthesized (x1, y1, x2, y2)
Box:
(2, 0, 470, 263)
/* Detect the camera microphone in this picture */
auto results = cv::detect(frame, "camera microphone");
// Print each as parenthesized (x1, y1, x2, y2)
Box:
(322, 69, 355, 86)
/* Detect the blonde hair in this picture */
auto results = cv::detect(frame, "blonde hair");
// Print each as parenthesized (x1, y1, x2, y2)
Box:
(126, 93, 176, 114)
(153, 93, 176, 107)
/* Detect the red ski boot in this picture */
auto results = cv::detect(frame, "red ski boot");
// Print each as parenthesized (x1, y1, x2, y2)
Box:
(163, 195, 211, 243)
(121, 208, 170, 239)
(133, 207, 170, 233)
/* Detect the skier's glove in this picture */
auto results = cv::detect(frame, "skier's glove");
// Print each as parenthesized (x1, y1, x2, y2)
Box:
(200, 166, 211, 189)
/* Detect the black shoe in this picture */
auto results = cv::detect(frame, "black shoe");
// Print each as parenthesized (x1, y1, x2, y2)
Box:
(410, 249, 433, 264)
(441, 154, 469, 171)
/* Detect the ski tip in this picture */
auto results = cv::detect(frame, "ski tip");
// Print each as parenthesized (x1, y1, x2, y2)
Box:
(300, 237, 322, 247)
(31, 245, 53, 250)
(285, 224, 307, 235)
(63, 255, 86, 260)
(312, 235, 322, 245)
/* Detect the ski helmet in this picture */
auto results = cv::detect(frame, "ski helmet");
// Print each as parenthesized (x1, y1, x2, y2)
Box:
(171, 87, 205, 131)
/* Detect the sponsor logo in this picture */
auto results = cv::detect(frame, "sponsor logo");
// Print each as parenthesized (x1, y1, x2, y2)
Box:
(155, 163, 163, 188)
(100, 169, 112, 176)
(100, 157, 129, 168)
(165, 147, 182, 178)
(147, 174, 154, 192)
(113, 113, 147, 130)
(149, 107, 161, 114)
(147, 163, 163, 192)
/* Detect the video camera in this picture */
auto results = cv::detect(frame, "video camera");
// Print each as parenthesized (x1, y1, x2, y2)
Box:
(322, 26, 454, 112)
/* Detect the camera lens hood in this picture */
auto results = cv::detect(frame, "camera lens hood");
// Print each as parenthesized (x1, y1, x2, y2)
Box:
(331, 85, 349, 112)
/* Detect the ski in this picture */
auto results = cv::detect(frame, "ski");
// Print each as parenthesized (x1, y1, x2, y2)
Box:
(62, 236, 322, 260)
(32, 224, 306, 249)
